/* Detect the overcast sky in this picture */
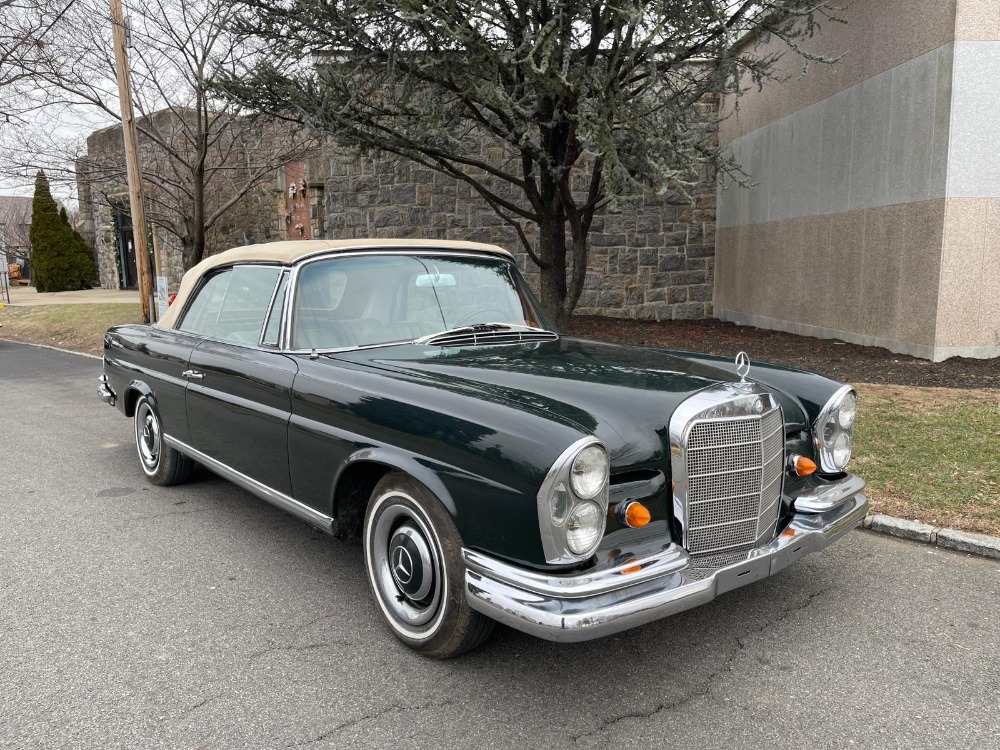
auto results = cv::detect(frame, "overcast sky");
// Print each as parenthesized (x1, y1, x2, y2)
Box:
(0, 103, 114, 208)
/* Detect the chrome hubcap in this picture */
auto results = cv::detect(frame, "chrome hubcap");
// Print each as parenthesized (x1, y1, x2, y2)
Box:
(368, 496, 444, 635)
(135, 402, 160, 471)
(388, 524, 434, 601)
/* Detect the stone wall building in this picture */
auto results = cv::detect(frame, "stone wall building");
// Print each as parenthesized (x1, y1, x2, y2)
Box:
(77, 110, 281, 293)
(310, 130, 717, 322)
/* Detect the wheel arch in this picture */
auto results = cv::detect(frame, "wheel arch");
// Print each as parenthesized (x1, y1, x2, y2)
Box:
(332, 448, 459, 540)
(123, 380, 156, 417)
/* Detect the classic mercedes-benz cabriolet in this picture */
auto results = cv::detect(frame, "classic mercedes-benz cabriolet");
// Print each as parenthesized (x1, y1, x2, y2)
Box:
(99, 239, 867, 658)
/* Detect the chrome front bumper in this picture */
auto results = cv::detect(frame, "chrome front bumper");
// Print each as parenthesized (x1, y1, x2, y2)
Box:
(464, 483, 868, 643)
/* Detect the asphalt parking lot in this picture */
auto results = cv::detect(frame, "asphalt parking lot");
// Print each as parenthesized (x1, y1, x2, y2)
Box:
(2, 341, 998, 750)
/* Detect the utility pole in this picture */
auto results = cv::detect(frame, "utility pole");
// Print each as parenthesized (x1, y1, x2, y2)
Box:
(110, 0, 154, 323)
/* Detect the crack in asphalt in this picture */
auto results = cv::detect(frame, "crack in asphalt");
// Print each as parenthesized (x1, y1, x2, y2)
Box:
(286, 699, 458, 748)
(173, 693, 223, 722)
(570, 587, 831, 747)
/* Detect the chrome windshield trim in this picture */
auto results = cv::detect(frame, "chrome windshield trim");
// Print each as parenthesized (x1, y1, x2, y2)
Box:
(162, 434, 335, 532)
(281, 250, 548, 354)
(284, 339, 422, 357)
(258, 269, 288, 348)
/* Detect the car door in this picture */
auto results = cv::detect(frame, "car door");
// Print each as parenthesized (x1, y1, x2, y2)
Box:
(180, 266, 298, 495)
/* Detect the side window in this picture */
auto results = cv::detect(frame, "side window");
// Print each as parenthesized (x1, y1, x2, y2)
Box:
(178, 270, 232, 337)
(261, 273, 288, 347)
(212, 266, 282, 345)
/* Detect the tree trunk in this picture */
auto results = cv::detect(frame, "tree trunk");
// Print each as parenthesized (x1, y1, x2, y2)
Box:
(537, 210, 568, 325)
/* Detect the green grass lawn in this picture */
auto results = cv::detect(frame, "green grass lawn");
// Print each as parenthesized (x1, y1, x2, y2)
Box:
(0, 303, 143, 356)
(852, 384, 1000, 535)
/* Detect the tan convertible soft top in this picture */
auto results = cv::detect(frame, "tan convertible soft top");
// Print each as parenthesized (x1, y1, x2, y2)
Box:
(156, 238, 513, 329)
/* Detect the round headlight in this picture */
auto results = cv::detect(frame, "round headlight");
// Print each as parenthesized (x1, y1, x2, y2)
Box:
(832, 431, 852, 469)
(570, 445, 609, 499)
(837, 391, 857, 429)
(565, 500, 603, 555)
(814, 387, 858, 473)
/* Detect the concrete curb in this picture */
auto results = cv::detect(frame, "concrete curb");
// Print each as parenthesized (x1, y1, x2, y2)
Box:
(862, 513, 1000, 560)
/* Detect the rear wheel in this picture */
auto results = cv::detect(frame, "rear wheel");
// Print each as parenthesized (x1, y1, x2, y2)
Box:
(133, 394, 193, 486)
(363, 472, 494, 658)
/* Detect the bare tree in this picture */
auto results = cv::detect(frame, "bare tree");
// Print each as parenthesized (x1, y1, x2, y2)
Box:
(1, 0, 317, 268)
(0, 0, 78, 121)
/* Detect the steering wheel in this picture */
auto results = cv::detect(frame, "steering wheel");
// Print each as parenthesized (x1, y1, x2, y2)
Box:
(457, 308, 511, 326)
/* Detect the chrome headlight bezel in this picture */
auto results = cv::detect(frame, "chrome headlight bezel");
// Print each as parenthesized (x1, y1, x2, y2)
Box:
(537, 438, 610, 564)
(813, 385, 857, 473)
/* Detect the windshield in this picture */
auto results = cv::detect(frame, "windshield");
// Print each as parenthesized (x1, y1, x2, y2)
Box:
(291, 254, 551, 350)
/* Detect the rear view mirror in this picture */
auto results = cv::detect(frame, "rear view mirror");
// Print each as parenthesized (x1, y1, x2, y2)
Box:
(415, 273, 456, 287)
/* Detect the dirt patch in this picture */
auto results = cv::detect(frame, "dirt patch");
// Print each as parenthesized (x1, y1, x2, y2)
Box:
(856, 383, 1000, 412)
(564, 317, 1000, 389)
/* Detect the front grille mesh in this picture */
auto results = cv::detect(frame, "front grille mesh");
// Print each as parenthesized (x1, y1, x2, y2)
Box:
(685, 407, 784, 557)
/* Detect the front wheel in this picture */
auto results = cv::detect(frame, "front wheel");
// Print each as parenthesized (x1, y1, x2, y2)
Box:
(133, 394, 193, 486)
(363, 472, 494, 658)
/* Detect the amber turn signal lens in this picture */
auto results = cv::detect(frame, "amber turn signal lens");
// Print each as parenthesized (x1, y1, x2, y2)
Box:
(623, 502, 651, 528)
(620, 563, 643, 575)
(790, 454, 817, 477)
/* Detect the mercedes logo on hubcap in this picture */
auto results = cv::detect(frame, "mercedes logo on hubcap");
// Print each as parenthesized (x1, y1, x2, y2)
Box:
(392, 545, 414, 585)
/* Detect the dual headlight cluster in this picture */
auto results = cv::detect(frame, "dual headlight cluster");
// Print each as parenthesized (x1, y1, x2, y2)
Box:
(537, 439, 610, 564)
(814, 386, 858, 473)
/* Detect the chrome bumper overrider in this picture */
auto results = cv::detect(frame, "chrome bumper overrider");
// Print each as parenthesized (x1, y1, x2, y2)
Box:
(464, 481, 868, 643)
(97, 375, 116, 406)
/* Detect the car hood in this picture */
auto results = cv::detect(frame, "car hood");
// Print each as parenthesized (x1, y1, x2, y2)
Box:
(332, 337, 787, 471)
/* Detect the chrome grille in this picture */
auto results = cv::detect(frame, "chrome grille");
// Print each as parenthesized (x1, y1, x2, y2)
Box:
(682, 399, 784, 557)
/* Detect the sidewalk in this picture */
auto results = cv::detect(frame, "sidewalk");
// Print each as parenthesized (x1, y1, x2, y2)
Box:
(3, 285, 139, 306)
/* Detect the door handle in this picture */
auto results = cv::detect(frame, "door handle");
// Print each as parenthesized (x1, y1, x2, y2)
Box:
(182, 369, 205, 380)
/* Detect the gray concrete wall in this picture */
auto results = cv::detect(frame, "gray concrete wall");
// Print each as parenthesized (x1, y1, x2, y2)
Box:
(715, 0, 1000, 361)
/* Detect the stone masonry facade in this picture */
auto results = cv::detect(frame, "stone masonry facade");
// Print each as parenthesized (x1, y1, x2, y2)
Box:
(79, 114, 717, 322)
(311, 142, 716, 322)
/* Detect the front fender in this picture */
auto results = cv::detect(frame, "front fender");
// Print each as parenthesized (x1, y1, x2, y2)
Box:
(334, 444, 553, 567)
(338, 446, 460, 518)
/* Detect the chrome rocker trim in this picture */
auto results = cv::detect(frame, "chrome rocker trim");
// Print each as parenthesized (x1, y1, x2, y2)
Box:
(162, 434, 335, 532)
(463, 481, 868, 643)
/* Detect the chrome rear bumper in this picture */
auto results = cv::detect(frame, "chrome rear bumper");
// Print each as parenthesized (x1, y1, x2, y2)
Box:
(97, 374, 116, 406)
(463, 487, 868, 643)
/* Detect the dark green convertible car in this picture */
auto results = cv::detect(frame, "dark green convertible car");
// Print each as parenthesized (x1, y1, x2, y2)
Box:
(99, 239, 867, 657)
